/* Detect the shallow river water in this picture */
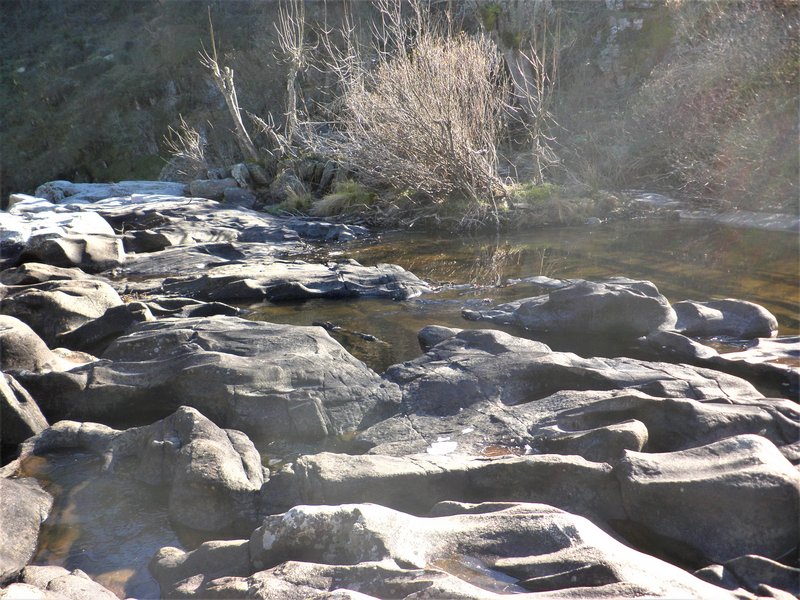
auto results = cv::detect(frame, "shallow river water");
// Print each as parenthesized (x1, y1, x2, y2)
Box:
(247, 219, 800, 372)
(26, 218, 799, 598)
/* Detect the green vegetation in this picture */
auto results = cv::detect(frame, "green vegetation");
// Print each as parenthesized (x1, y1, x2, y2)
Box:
(311, 180, 376, 218)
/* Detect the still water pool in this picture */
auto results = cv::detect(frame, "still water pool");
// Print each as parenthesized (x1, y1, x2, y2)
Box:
(246, 220, 799, 373)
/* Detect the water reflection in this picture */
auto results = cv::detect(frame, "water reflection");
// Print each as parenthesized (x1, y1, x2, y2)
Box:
(22, 451, 182, 599)
(247, 220, 799, 373)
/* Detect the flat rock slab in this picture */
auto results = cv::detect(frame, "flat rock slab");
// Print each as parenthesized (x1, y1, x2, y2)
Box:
(33, 180, 187, 203)
(463, 278, 677, 337)
(153, 502, 741, 599)
(643, 331, 799, 396)
(16, 316, 401, 441)
(160, 258, 431, 302)
(262, 451, 624, 522)
(353, 387, 798, 463)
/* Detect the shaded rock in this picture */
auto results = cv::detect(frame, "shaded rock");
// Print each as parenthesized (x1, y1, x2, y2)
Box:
(154, 503, 741, 599)
(674, 299, 779, 339)
(1, 374, 48, 447)
(230, 163, 252, 188)
(15, 565, 118, 600)
(20, 232, 124, 273)
(56, 302, 155, 355)
(18, 316, 400, 440)
(0, 315, 60, 371)
(161, 258, 430, 302)
(267, 170, 306, 204)
(189, 178, 239, 201)
(642, 331, 799, 397)
(283, 219, 370, 242)
(1, 279, 123, 347)
(0, 262, 97, 285)
(615, 434, 800, 564)
(417, 324, 462, 352)
(223, 187, 257, 209)
(23, 406, 264, 533)
(724, 555, 800, 597)
(122, 228, 191, 253)
(261, 452, 624, 522)
(150, 540, 251, 596)
(463, 278, 677, 337)
(246, 163, 271, 186)
(0, 477, 53, 583)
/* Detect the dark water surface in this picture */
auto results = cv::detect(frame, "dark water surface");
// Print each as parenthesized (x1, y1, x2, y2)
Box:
(247, 220, 799, 372)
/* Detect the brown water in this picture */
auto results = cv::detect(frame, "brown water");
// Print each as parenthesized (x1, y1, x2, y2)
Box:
(246, 220, 799, 372)
(22, 452, 184, 599)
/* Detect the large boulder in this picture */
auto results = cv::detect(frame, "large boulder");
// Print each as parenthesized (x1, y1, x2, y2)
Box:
(0, 279, 123, 347)
(615, 434, 800, 564)
(0, 477, 53, 584)
(1, 374, 48, 447)
(463, 278, 677, 337)
(16, 316, 401, 440)
(674, 299, 779, 339)
(19, 232, 124, 273)
(24, 406, 264, 533)
(153, 502, 741, 599)
(0, 315, 61, 371)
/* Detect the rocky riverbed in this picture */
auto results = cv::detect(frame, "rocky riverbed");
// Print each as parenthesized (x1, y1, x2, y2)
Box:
(1, 181, 798, 599)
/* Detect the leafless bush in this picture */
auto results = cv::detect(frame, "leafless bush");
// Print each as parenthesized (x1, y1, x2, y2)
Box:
(163, 115, 208, 180)
(305, 0, 512, 227)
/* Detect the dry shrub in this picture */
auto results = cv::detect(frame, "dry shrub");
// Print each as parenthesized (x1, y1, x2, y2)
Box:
(309, 1, 512, 227)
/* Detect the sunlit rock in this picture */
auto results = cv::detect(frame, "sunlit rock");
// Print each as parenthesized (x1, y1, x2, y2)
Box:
(463, 278, 677, 337)
(615, 434, 800, 564)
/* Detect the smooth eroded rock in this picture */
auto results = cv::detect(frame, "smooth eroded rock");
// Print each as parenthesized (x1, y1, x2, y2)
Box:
(1, 279, 123, 347)
(463, 278, 677, 336)
(615, 434, 800, 564)
(0, 478, 53, 584)
(17, 316, 400, 441)
(674, 299, 779, 339)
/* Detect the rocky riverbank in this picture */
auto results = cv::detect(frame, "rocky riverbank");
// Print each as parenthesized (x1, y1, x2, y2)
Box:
(1, 181, 798, 599)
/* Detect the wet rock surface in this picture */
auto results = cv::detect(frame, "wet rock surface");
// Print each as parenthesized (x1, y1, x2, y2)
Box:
(1, 180, 797, 599)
